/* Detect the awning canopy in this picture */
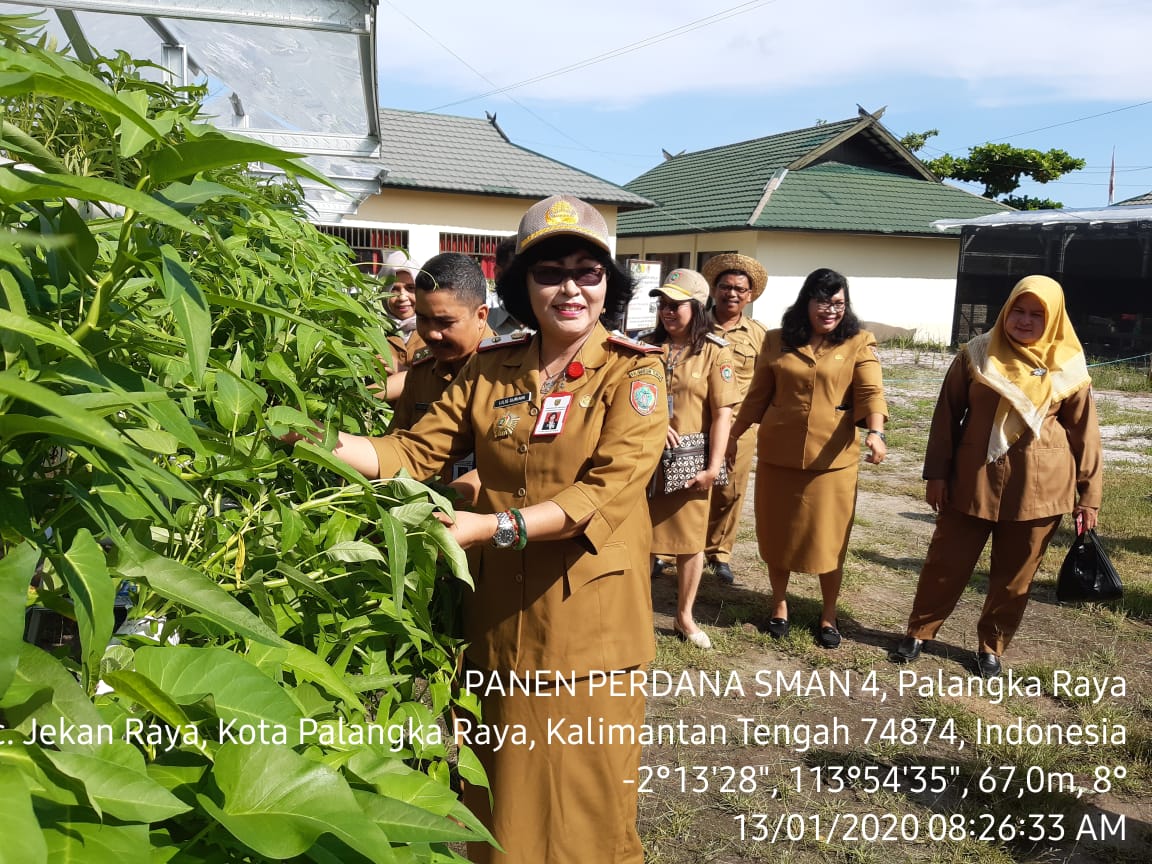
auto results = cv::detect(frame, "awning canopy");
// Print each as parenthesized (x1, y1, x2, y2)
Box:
(3, 1, 383, 220)
(934, 205, 1152, 231)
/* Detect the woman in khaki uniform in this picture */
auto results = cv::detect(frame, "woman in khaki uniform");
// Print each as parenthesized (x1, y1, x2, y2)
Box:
(729, 269, 887, 648)
(889, 275, 1102, 678)
(321, 196, 667, 863)
(645, 269, 739, 649)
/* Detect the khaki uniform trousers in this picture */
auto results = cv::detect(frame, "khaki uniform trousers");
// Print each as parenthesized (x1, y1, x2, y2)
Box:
(463, 672, 645, 864)
(907, 508, 1061, 656)
(706, 425, 755, 563)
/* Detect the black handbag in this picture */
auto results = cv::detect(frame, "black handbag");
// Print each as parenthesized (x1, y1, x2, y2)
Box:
(1056, 529, 1123, 603)
(653, 432, 729, 496)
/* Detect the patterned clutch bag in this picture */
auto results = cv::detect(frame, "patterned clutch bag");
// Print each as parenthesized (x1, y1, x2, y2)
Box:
(655, 432, 729, 495)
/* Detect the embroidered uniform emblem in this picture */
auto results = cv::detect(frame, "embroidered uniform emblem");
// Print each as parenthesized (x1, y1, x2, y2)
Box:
(630, 381, 657, 416)
(494, 413, 520, 439)
(545, 199, 579, 226)
(720, 363, 734, 381)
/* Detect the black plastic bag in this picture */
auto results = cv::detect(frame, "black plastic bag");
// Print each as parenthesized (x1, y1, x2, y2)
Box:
(1056, 529, 1123, 603)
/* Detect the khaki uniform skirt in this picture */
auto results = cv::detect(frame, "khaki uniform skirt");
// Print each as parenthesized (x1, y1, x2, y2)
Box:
(754, 461, 858, 573)
(649, 483, 711, 554)
(463, 674, 646, 864)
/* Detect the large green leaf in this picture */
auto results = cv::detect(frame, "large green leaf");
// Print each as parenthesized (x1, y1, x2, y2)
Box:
(421, 520, 471, 588)
(42, 745, 191, 822)
(0, 167, 204, 236)
(0, 45, 162, 144)
(115, 89, 153, 159)
(0, 308, 91, 365)
(99, 670, 194, 736)
(211, 369, 265, 432)
(38, 803, 150, 863)
(0, 644, 106, 753)
(116, 542, 280, 646)
(0, 766, 47, 864)
(0, 542, 38, 699)
(149, 130, 334, 188)
(159, 246, 210, 387)
(326, 540, 385, 564)
(354, 789, 490, 845)
(198, 743, 395, 862)
(378, 512, 408, 615)
(54, 529, 115, 691)
(246, 642, 363, 711)
(133, 646, 303, 733)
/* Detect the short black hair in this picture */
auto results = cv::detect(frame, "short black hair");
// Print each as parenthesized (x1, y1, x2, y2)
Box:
(780, 268, 861, 348)
(496, 235, 634, 330)
(415, 252, 488, 310)
(495, 236, 517, 269)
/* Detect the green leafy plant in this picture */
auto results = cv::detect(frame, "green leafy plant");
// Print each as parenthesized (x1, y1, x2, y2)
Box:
(0, 15, 485, 862)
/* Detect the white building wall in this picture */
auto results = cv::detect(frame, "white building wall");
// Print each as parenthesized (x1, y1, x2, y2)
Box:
(620, 229, 962, 343)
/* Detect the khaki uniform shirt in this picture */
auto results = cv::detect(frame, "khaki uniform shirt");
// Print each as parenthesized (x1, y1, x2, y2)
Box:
(709, 312, 767, 410)
(390, 327, 496, 431)
(657, 336, 740, 434)
(737, 330, 888, 471)
(923, 348, 1103, 521)
(370, 323, 668, 676)
(385, 329, 425, 370)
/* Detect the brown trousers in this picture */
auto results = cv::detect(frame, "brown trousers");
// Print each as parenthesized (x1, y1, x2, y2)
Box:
(906, 507, 1061, 655)
(463, 672, 645, 864)
(705, 426, 756, 562)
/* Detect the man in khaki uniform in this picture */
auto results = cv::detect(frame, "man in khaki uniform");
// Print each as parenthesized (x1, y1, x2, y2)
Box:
(701, 253, 768, 585)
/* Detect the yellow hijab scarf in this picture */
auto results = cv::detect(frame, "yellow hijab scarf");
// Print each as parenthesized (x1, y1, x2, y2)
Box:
(965, 275, 1090, 463)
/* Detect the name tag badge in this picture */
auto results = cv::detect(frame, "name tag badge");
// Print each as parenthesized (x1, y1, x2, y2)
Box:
(494, 392, 532, 408)
(534, 392, 572, 436)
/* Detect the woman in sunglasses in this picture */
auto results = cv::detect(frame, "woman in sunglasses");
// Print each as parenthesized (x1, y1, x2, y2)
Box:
(645, 269, 739, 649)
(727, 268, 888, 649)
(319, 195, 667, 863)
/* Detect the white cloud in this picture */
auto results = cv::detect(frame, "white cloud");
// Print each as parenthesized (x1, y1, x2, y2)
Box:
(377, 0, 1152, 108)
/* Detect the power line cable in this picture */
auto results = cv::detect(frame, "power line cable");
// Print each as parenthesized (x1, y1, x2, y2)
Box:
(424, 0, 779, 112)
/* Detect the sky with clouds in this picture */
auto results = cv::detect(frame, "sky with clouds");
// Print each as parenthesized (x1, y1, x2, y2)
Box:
(375, 0, 1152, 208)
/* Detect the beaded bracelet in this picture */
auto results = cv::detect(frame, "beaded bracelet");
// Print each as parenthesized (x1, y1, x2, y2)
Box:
(509, 508, 528, 550)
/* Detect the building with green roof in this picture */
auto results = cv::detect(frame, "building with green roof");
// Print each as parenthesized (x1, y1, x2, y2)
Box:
(617, 109, 1010, 341)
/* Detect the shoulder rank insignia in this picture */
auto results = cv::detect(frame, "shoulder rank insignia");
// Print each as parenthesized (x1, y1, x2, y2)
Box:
(478, 330, 533, 353)
(705, 332, 730, 347)
(608, 329, 663, 354)
(410, 347, 434, 366)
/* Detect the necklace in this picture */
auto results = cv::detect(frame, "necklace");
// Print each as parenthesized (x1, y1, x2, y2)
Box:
(540, 342, 588, 397)
(665, 342, 689, 378)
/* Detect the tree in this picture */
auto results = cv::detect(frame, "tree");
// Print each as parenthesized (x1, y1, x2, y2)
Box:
(900, 130, 1085, 209)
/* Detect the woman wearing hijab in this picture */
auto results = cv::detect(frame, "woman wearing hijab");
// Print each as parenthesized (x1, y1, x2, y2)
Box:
(889, 275, 1102, 678)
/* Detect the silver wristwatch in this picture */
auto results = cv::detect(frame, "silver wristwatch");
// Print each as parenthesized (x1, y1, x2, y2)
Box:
(492, 511, 517, 549)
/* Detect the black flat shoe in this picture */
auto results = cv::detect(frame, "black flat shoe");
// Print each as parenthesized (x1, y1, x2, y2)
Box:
(766, 617, 790, 640)
(713, 561, 734, 585)
(977, 652, 1002, 678)
(888, 636, 923, 663)
(816, 624, 842, 649)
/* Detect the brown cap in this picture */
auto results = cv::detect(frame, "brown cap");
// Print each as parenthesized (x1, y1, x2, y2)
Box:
(701, 253, 767, 300)
(516, 195, 610, 255)
(649, 268, 710, 303)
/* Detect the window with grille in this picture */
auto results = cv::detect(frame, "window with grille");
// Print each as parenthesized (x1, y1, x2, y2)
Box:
(317, 225, 409, 274)
(440, 232, 503, 280)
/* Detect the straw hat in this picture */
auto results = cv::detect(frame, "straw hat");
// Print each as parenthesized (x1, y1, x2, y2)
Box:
(701, 253, 767, 300)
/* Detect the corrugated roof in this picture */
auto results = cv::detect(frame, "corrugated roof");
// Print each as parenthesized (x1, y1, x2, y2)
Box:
(619, 115, 1008, 236)
(376, 108, 652, 208)
(621, 118, 859, 233)
(1116, 191, 1152, 206)
(753, 162, 1013, 234)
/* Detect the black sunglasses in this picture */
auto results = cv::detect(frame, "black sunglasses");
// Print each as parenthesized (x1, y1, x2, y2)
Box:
(529, 265, 606, 286)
